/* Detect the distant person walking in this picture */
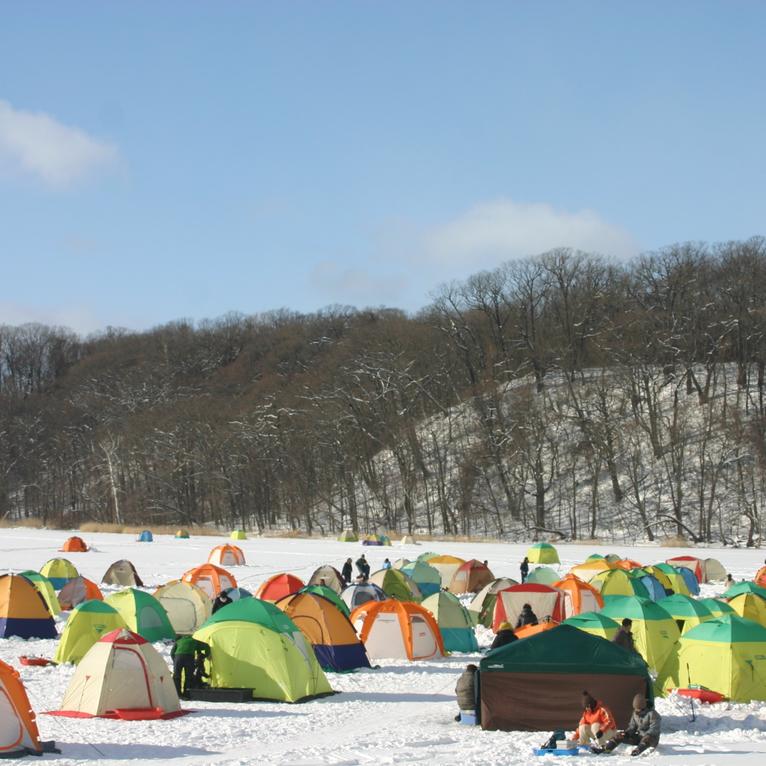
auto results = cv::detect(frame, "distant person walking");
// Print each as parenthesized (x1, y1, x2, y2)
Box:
(520, 557, 529, 583)
(356, 554, 370, 580)
(341, 558, 353, 585)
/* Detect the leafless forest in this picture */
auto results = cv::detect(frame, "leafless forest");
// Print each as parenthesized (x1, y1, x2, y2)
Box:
(3, 238, 766, 544)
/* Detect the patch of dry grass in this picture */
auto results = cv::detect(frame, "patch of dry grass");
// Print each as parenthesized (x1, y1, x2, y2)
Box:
(0, 516, 46, 529)
(78, 522, 221, 536)
(659, 535, 691, 547)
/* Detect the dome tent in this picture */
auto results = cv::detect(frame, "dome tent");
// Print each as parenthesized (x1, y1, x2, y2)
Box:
(307, 565, 345, 594)
(193, 598, 333, 702)
(492, 583, 565, 632)
(137, 529, 153, 542)
(182, 563, 237, 599)
(299, 584, 350, 616)
(369, 568, 422, 601)
(57, 577, 103, 611)
(562, 611, 620, 640)
(153, 580, 212, 635)
(0, 574, 57, 639)
(208, 544, 246, 567)
(256, 573, 304, 602)
(230, 529, 247, 540)
(53, 629, 182, 719)
(658, 594, 714, 634)
(553, 574, 603, 617)
(449, 559, 494, 595)
(40, 558, 78, 590)
(18, 571, 60, 617)
(60, 536, 88, 552)
(525, 542, 560, 565)
(340, 582, 388, 611)
(400, 560, 441, 598)
(427, 555, 466, 587)
(175, 529, 190, 539)
(0, 659, 48, 757)
(54, 600, 127, 665)
(104, 589, 175, 642)
(338, 529, 358, 542)
(421, 590, 478, 652)
(526, 566, 560, 585)
(467, 578, 518, 628)
(102, 560, 144, 588)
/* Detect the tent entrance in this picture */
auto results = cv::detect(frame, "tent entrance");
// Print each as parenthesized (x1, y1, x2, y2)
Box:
(0, 688, 23, 752)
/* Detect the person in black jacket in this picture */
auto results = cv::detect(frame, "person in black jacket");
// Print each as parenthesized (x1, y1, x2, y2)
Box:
(211, 590, 232, 614)
(612, 618, 637, 653)
(516, 603, 538, 628)
(355, 554, 370, 580)
(341, 558, 353, 585)
(520, 557, 530, 583)
(489, 621, 517, 650)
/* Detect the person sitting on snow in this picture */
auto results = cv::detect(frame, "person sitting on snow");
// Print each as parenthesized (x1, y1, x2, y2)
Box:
(454, 663, 478, 721)
(489, 621, 518, 650)
(592, 693, 661, 756)
(515, 603, 538, 628)
(573, 691, 617, 746)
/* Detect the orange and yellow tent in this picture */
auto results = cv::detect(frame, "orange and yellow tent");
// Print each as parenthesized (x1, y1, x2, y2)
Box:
(182, 563, 237, 599)
(0, 659, 45, 757)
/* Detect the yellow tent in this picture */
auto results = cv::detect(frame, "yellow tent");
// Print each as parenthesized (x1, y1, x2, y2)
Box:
(568, 559, 613, 582)
(526, 542, 560, 564)
(728, 593, 766, 628)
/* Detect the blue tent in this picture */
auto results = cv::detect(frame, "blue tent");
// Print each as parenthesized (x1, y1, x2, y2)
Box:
(137, 529, 153, 542)
(634, 573, 667, 601)
(677, 567, 700, 595)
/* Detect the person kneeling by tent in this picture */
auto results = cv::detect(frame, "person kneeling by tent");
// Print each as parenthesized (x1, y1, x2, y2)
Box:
(574, 691, 617, 747)
(171, 636, 210, 698)
(592, 693, 661, 756)
(454, 663, 477, 721)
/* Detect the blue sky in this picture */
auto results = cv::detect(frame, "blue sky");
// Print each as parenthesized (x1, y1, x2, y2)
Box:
(1, 2, 764, 334)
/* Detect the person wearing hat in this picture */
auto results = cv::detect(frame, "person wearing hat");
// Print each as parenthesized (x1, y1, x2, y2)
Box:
(592, 693, 661, 756)
(453, 663, 478, 721)
(489, 621, 518, 650)
(573, 691, 617, 746)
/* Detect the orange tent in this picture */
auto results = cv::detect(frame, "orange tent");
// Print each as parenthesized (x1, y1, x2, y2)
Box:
(0, 659, 44, 757)
(60, 536, 88, 553)
(207, 544, 246, 567)
(553, 574, 604, 617)
(0, 574, 57, 639)
(612, 559, 643, 571)
(181, 563, 237, 599)
(58, 577, 104, 610)
(256, 573, 304, 602)
(515, 620, 558, 640)
(350, 600, 444, 661)
(755, 566, 766, 588)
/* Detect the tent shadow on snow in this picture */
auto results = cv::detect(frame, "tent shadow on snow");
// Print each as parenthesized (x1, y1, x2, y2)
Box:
(59, 743, 216, 759)
(193, 708, 307, 720)
(320, 691, 453, 704)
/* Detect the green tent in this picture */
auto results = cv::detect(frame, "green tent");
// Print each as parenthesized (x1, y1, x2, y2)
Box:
(562, 611, 620, 640)
(525, 542, 560, 564)
(369, 568, 422, 601)
(526, 566, 560, 585)
(104, 588, 175, 642)
(416, 551, 440, 563)
(194, 596, 332, 702)
(19, 571, 60, 616)
(658, 594, 713, 634)
(400, 560, 441, 597)
(467, 577, 518, 628)
(54, 600, 126, 664)
(722, 581, 766, 601)
(421, 591, 478, 653)
(479, 624, 651, 731)
(600, 595, 680, 673)
(698, 597, 735, 618)
(299, 584, 350, 616)
(230, 529, 247, 540)
(337, 529, 358, 542)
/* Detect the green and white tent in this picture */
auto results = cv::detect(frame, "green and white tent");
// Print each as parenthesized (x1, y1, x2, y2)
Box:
(421, 590, 478, 653)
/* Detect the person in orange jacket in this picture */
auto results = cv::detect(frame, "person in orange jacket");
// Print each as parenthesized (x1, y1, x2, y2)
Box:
(573, 691, 617, 746)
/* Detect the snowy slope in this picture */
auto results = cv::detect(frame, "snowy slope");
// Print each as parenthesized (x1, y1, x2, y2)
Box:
(1, 528, 766, 765)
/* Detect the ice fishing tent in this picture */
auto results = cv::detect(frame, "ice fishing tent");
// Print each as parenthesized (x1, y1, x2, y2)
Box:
(449, 559, 494, 594)
(525, 542, 560, 564)
(193, 598, 333, 702)
(553, 574, 603, 617)
(416, 551, 439, 563)
(421, 591, 478, 652)
(340, 582, 388, 611)
(492, 583, 565, 632)
(102, 559, 144, 588)
(300, 585, 350, 616)
(600, 596, 680, 673)
(0, 659, 45, 757)
(728, 593, 766, 627)
(657, 594, 713, 634)
(18, 571, 60, 617)
(675, 567, 700, 595)
(369, 568, 422, 601)
(351, 600, 444, 661)
(666, 556, 703, 582)
(137, 529, 153, 542)
(479, 625, 652, 732)
(58, 577, 103, 611)
(568, 559, 613, 582)
(182, 563, 237, 598)
(703, 557, 727, 582)
(104, 589, 175, 642)
(221, 586, 252, 602)
(175, 529, 189, 539)
(427, 555, 466, 587)
(338, 529, 358, 542)
(629, 570, 667, 601)
(526, 566, 560, 585)
(649, 564, 690, 595)
(467, 578, 518, 628)
(400, 560, 441, 598)
(307, 565, 345, 594)
(54, 628, 181, 718)
(153, 580, 212, 635)
(562, 611, 620, 640)
(699, 597, 735, 618)
(39, 558, 78, 590)
(256, 573, 304, 602)
(0, 574, 57, 639)
(207, 544, 246, 567)
(591, 568, 650, 599)
(60, 536, 88, 552)
(230, 529, 247, 540)
(656, 615, 766, 702)
(54, 601, 127, 665)
(723, 581, 766, 600)
(276, 592, 370, 672)
(400, 534, 416, 544)
(756, 566, 766, 588)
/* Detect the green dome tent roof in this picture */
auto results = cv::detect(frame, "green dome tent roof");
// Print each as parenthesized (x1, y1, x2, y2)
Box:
(299, 585, 350, 616)
(203, 596, 298, 634)
(600, 595, 673, 622)
(104, 589, 175, 642)
(586, 554, 606, 561)
(681, 614, 766, 644)
(525, 542, 560, 564)
(526, 566, 560, 585)
(416, 551, 440, 562)
(657, 594, 713, 620)
(722, 581, 766, 601)
(698, 597, 735, 616)
(563, 612, 620, 632)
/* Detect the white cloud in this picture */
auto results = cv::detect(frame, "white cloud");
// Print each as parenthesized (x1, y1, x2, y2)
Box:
(0, 99, 118, 188)
(309, 261, 408, 306)
(424, 199, 640, 267)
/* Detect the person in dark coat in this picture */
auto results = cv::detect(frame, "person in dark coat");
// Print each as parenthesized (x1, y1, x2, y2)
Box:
(356, 554, 370, 579)
(515, 603, 538, 628)
(612, 618, 637, 653)
(454, 663, 478, 721)
(520, 557, 530, 583)
(171, 636, 210, 697)
(489, 621, 518, 650)
(212, 590, 233, 614)
(592, 693, 661, 756)
(341, 558, 353, 585)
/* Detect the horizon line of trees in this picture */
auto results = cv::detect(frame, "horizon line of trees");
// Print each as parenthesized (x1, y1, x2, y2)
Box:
(2, 236, 766, 544)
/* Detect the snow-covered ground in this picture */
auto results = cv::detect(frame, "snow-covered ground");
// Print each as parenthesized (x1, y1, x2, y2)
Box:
(2, 528, 766, 765)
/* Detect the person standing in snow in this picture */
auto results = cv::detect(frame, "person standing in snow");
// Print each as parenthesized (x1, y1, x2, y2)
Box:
(592, 693, 661, 756)
(171, 636, 210, 697)
(520, 557, 530, 583)
(341, 558, 353, 585)
(356, 554, 370, 580)
(454, 664, 478, 721)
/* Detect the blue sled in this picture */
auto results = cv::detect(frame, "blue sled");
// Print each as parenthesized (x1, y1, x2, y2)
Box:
(533, 746, 592, 756)
(458, 712, 477, 725)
